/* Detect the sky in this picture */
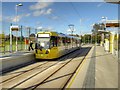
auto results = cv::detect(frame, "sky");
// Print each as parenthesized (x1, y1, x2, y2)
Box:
(1, 1, 118, 36)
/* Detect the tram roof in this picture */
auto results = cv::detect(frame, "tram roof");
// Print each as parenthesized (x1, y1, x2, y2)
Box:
(37, 31, 58, 36)
(37, 31, 80, 40)
(58, 33, 74, 38)
(58, 33, 66, 37)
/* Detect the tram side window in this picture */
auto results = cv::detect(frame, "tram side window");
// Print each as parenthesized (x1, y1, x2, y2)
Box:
(76, 40, 78, 44)
(57, 37, 61, 46)
(62, 37, 66, 46)
(50, 36, 58, 48)
(67, 38, 71, 44)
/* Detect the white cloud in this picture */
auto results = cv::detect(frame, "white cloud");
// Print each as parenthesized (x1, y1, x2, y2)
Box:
(36, 0, 55, 2)
(29, 2, 53, 10)
(12, 15, 22, 22)
(46, 8, 52, 14)
(47, 16, 58, 20)
(33, 8, 52, 16)
(11, 16, 22, 22)
(97, 3, 104, 7)
(47, 26, 53, 30)
(3, 13, 31, 23)
(36, 21, 42, 25)
(30, 1, 53, 17)
(67, 29, 76, 32)
(25, 13, 31, 17)
(4, 15, 22, 22)
(2, 0, 104, 2)
(51, 16, 58, 20)
(37, 26, 42, 29)
(42, 26, 54, 31)
(80, 18, 91, 24)
(33, 10, 44, 16)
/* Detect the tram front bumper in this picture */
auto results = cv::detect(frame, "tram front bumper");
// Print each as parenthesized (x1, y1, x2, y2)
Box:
(35, 54, 49, 59)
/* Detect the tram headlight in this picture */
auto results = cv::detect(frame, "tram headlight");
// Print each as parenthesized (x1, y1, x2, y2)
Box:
(45, 49, 49, 54)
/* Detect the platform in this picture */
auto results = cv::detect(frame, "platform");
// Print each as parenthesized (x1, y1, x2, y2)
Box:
(0, 51, 34, 58)
(0, 51, 35, 73)
(66, 45, 118, 88)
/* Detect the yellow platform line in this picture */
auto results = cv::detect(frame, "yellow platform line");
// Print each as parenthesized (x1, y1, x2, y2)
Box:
(67, 46, 94, 88)
(67, 54, 88, 88)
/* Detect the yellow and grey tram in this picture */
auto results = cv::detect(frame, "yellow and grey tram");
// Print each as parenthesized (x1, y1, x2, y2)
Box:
(35, 31, 81, 59)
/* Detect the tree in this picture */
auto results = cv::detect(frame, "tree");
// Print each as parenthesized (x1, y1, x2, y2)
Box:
(92, 23, 105, 34)
(92, 23, 100, 34)
(99, 23, 105, 30)
(20, 35, 24, 41)
(92, 23, 104, 44)
(5, 34, 15, 41)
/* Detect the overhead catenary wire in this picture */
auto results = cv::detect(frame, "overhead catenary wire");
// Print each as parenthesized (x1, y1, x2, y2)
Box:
(29, 3, 81, 33)
(69, 2, 88, 37)
(45, 11, 71, 33)
(70, 2, 81, 19)
(51, 9, 71, 24)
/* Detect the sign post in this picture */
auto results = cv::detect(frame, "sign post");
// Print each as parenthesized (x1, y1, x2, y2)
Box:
(10, 25, 19, 52)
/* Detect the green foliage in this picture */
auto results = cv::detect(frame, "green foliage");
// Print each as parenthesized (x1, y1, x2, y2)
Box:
(81, 34, 101, 44)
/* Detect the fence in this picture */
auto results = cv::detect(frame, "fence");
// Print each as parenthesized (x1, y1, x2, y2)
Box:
(0, 40, 35, 54)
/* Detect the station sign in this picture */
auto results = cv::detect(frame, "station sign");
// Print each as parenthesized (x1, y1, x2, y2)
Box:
(106, 20, 119, 27)
(10, 26, 19, 31)
(106, 23, 119, 27)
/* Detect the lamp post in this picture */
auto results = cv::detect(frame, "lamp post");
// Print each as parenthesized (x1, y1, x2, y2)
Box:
(68, 24, 74, 35)
(101, 16, 107, 46)
(20, 25, 23, 50)
(68, 24, 75, 48)
(15, 3, 23, 52)
(35, 28, 37, 35)
(102, 16, 107, 30)
(91, 34, 92, 44)
(10, 23, 12, 53)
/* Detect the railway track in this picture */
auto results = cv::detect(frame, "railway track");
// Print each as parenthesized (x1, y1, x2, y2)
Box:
(27, 47, 91, 89)
(1, 48, 78, 83)
(1, 46, 92, 89)
(1, 61, 48, 84)
(1, 48, 79, 84)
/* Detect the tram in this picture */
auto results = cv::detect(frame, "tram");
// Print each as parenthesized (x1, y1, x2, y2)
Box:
(35, 31, 81, 59)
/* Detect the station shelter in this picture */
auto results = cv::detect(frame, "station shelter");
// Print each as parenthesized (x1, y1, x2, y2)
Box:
(100, 20, 119, 58)
(98, 29, 110, 52)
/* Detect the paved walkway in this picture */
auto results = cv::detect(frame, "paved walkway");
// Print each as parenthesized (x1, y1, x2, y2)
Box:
(0, 51, 34, 58)
(95, 46, 118, 88)
(66, 45, 118, 88)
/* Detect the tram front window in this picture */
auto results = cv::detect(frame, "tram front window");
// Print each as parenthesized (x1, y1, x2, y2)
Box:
(50, 36, 58, 47)
(37, 38, 50, 49)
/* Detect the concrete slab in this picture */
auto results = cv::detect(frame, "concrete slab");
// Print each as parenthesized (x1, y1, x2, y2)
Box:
(66, 46, 94, 88)
(95, 46, 118, 88)
(66, 45, 118, 88)
(0, 51, 35, 73)
(0, 51, 34, 58)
